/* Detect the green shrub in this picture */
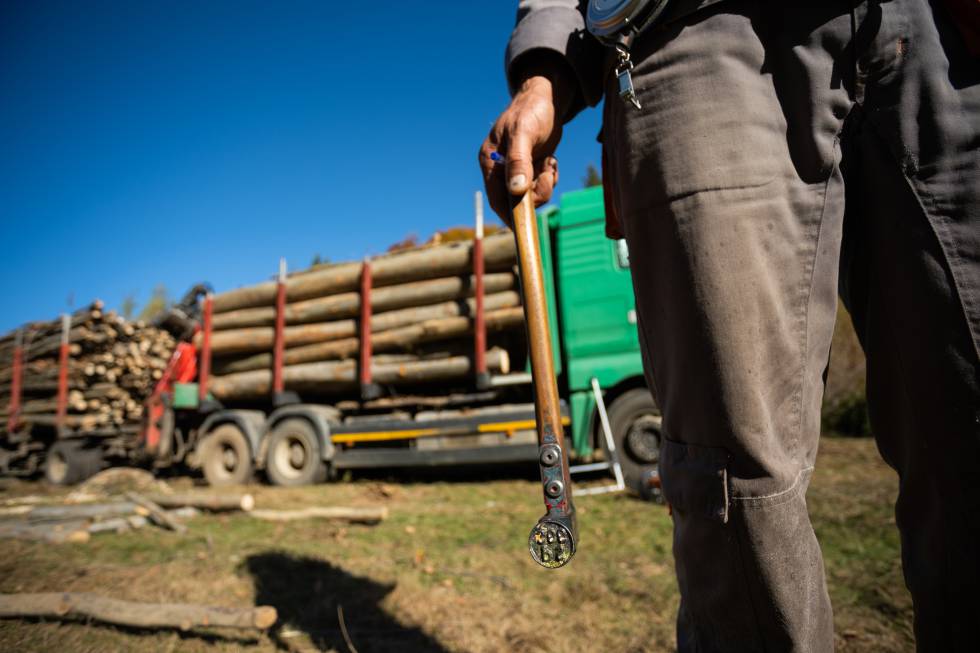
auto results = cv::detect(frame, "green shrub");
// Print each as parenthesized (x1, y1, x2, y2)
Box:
(823, 393, 872, 436)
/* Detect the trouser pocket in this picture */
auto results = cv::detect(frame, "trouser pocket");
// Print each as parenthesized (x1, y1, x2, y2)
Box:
(659, 437, 730, 523)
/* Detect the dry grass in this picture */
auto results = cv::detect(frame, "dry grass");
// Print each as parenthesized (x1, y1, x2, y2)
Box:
(0, 436, 910, 652)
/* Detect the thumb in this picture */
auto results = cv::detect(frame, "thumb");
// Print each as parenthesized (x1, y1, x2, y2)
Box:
(505, 130, 534, 196)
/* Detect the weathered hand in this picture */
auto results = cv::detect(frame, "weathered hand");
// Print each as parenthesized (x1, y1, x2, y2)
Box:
(479, 75, 564, 224)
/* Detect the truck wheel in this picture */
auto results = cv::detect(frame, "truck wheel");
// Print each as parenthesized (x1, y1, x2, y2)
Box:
(201, 424, 253, 486)
(44, 440, 105, 485)
(602, 388, 663, 495)
(265, 419, 325, 486)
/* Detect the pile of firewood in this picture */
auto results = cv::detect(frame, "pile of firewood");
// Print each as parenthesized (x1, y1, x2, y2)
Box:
(203, 233, 526, 401)
(0, 302, 176, 436)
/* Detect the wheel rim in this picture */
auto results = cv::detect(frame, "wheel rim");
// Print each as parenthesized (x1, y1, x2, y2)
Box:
(625, 414, 662, 464)
(48, 451, 68, 483)
(272, 434, 309, 480)
(221, 444, 239, 472)
(207, 439, 243, 482)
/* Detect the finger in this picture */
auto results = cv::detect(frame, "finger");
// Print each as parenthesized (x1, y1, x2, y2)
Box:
(478, 140, 497, 183)
(478, 141, 512, 225)
(532, 157, 559, 206)
(487, 171, 512, 225)
(505, 128, 535, 196)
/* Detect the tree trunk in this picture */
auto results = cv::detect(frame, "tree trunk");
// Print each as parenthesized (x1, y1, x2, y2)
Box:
(209, 348, 510, 400)
(249, 506, 388, 523)
(29, 502, 139, 522)
(212, 272, 516, 330)
(201, 290, 519, 356)
(210, 300, 523, 373)
(125, 492, 187, 534)
(0, 520, 91, 543)
(0, 593, 277, 631)
(85, 515, 149, 534)
(141, 492, 254, 512)
(211, 232, 516, 313)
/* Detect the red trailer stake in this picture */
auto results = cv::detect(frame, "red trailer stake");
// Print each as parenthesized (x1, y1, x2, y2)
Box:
(55, 314, 70, 431)
(6, 329, 23, 433)
(198, 293, 213, 402)
(272, 258, 287, 396)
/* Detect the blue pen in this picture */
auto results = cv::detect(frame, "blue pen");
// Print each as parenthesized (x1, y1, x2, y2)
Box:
(490, 151, 505, 165)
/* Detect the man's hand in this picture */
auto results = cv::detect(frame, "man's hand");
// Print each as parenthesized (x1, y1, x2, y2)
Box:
(479, 62, 574, 223)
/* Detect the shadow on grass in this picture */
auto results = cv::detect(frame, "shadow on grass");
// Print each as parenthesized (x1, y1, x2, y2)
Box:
(245, 551, 449, 653)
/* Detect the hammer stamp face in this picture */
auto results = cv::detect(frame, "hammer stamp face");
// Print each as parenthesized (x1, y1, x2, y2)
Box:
(528, 520, 575, 568)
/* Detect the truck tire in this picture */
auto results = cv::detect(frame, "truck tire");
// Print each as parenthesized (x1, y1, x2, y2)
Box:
(44, 440, 105, 485)
(265, 419, 325, 486)
(200, 424, 253, 486)
(602, 388, 663, 496)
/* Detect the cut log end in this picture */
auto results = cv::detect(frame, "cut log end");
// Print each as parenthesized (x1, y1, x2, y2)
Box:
(65, 531, 91, 544)
(253, 606, 278, 629)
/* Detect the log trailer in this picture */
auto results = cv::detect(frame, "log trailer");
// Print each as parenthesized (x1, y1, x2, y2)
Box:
(20, 187, 664, 490)
(0, 290, 198, 484)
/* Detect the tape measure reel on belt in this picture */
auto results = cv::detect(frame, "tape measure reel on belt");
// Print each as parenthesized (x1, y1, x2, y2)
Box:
(586, 0, 671, 109)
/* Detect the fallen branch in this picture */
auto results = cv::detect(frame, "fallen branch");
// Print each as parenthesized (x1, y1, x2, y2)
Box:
(0, 592, 277, 631)
(0, 520, 90, 544)
(0, 495, 47, 507)
(125, 492, 187, 534)
(0, 505, 33, 517)
(250, 506, 388, 524)
(29, 502, 138, 523)
(337, 604, 360, 653)
(86, 515, 148, 535)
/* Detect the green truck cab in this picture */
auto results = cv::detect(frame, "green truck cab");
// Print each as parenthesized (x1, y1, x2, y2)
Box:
(537, 186, 661, 489)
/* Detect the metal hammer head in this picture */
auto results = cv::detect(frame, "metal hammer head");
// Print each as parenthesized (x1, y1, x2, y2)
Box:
(528, 518, 576, 568)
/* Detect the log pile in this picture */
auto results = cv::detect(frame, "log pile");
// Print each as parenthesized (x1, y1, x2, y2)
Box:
(205, 232, 525, 401)
(0, 302, 176, 439)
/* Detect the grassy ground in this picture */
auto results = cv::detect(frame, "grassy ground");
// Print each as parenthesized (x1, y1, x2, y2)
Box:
(0, 436, 911, 652)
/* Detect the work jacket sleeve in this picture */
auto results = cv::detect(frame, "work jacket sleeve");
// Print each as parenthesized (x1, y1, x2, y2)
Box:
(505, 0, 605, 120)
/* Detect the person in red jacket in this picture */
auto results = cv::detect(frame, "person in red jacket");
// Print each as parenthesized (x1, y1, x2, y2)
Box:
(480, 2, 980, 651)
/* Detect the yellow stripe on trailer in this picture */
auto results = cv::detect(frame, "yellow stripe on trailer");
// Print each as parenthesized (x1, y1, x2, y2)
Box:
(331, 416, 571, 444)
(331, 428, 439, 444)
(477, 416, 571, 433)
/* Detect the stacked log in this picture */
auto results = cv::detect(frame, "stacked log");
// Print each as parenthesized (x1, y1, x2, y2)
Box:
(206, 232, 525, 401)
(0, 302, 176, 438)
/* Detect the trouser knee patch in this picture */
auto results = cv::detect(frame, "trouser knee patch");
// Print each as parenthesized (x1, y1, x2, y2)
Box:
(660, 438, 730, 523)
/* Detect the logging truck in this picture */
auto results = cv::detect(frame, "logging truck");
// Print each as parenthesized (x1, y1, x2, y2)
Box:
(6, 187, 663, 491)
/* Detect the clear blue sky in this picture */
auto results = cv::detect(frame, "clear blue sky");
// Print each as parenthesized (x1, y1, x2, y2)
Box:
(0, 1, 602, 332)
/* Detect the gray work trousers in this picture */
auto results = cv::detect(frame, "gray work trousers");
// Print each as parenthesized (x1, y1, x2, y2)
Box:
(602, 1, 980, 650)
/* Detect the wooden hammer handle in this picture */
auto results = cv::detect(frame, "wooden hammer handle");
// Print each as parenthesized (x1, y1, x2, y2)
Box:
(511, 192, 567, 469)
